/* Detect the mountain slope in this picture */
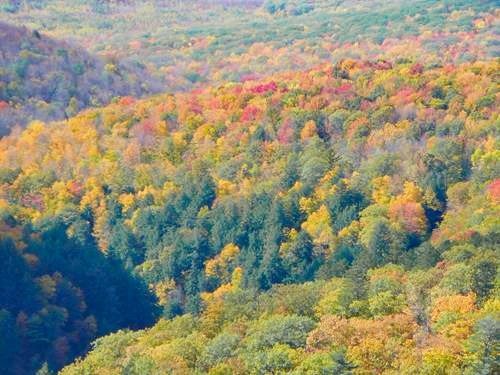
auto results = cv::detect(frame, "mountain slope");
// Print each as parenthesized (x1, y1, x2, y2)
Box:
(0, 1, 498, 373)
(0, 22, 160, 135)
(0, 218, 158, 374)
(0, 56, 498, 372)
(61, 243, 498, 374)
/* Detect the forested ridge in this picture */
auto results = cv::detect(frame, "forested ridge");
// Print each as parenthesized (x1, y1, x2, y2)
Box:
(0, 0, 498, 374)
(1, 57, 498, 373)
(0, 22, 161, 135)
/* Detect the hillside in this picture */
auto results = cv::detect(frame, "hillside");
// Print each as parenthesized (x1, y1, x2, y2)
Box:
(62, 254, 498, 374)
(0, 22, 160, 135)
(1, 1, 498, 109)
(0, 56, 498, 373)
(0, 1, 498, 374)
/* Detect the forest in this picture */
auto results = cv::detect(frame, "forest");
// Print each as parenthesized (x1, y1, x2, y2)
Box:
(1, 0, 497, 131)
(0, 0, 498, 374)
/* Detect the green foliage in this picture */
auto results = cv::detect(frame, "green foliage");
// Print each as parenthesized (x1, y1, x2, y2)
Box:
(200, 332, 240, 369)
(464, 316, 500, 375)
(0, 218, 158, 373)
(0, 2, 498, 373)
(292, 351, 355, 374)
(245, 315, 315, 351)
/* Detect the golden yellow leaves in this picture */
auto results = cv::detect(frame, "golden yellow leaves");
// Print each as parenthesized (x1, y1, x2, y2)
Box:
(80, 177, 104, 210)
(370, 178, 428, 235)
(104, 63, 118, 74)
(171, 130, 188, 148)
(301, 205, 334, 249)
(193, 123, 217, 143)
(216, 179, 237, 198)
(205, 243, 240, 282)
(372, 176, 393, 205)
(300, 120, 317, 141)
(153, 279, 177, 309)
(279, 228, 299, 257)
(307, 313, 418, 373)
(118, 193, 135, 212)
(18, 121, 45, 148)
(430, 293, 477, 340)
(298, 196, 316, 215)
(388, 182, 428, 235)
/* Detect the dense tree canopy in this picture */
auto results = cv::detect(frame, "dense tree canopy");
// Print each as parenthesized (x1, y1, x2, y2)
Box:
(0, 0, 498, 373)
(0, 0, 497, 134)
(0, 22, 160, 135)
(0, 54, 497, 373)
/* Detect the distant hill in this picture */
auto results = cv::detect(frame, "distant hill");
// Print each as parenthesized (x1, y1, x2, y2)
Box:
(0, 1, 497, 136)
(0, 22, 161, 135)
(1, 1, 497, 95)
